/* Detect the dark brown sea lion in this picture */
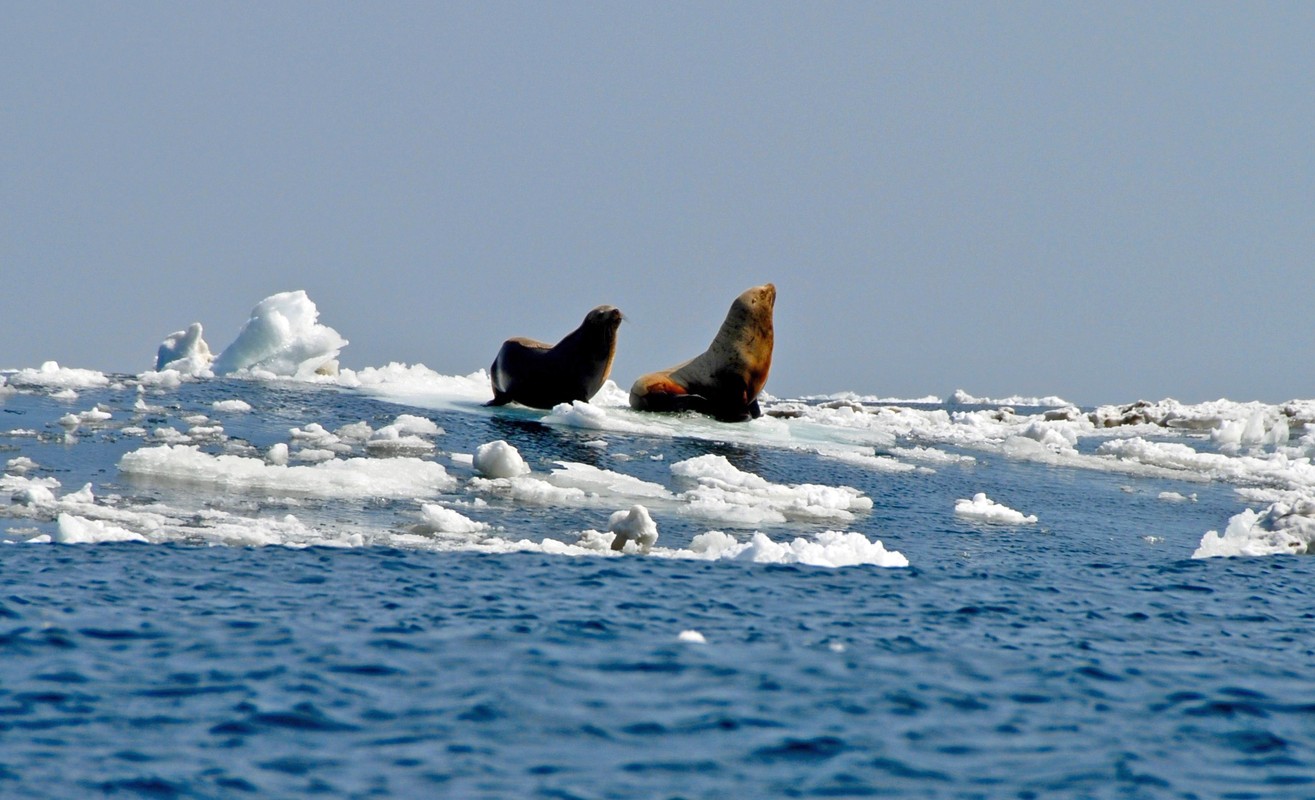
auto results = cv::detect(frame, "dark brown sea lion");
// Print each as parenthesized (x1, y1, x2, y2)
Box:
(629, 283, 775, 422)
(487, 305, 623, 409)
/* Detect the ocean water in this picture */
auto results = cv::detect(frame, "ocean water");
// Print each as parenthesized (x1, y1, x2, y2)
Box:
(3, 373, 1315, 798)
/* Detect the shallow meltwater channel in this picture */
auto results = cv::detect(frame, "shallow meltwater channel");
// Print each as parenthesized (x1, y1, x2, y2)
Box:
(2, 373, 1314, 797)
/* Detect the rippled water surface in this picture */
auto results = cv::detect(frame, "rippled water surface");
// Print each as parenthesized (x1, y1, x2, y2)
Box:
(2, 378, 1314, 798)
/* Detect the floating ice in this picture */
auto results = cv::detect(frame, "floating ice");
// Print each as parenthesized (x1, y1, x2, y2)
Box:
(543, 399, 674, 435)
(415, 503, 492, 535)
(362, 414, 444, 456)
(155, 322, 214, 374)
(671, 454, 872, 525)
(118, 444, 456, 498)
(1194, 501, 1315, 558)
(340, 363, 494, 408)
(678, 630, 707, 644)
(606, 505, 659, 552)
(213, 399, 253, 413)
(474, 440, 531, 478)
(954, 493, 1038, 525)
(58, 406, 113, 428)
(6, 361, 110, 391)
(365, 427, 435, 457)
(390, 414, 443, 436)
(5, 457, 38, 475)
(1211, 410, 1289, 451)
(1158, 491, 1196, 503)
(211, 290, 347, 378)
(819, 448, 923, 474)
(547, 462, 672, 501)
(54, 513, 147, 545)
(685, 529, 908, 568)
(949, 389, 1071, 407)
(293, 448, 338, 463)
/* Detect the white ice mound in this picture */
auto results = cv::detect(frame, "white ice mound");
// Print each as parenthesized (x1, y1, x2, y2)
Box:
(474, 440, 531, 478)
(670, 454, 872, 525)
(416, 503, 492, 535)
(949, 389, 1071, 407)
(7, 361, 110, 391)
(155, 322, 214, 374)
(954, 493, 1038, 525)
(607, 505, 659, 552)
(118, 444, 456, 498)
(1210, 410, 1289, 451)
(211, 290, 347, 378)
(687, 530, 908, 568)
(1194, 500, 1315, 558)
(54, 513, 148, 545)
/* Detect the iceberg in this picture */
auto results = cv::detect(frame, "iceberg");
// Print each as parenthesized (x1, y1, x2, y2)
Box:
(155, 322, 214, 374)
(211, 290, 348, 378)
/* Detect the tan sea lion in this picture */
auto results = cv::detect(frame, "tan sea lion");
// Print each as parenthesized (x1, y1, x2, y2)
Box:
(487, 305, 623, 409)
(629, 283, 775, 422)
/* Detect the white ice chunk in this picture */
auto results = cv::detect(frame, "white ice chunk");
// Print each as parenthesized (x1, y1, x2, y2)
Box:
(677, 630, 707, 644)
(7, 361, 110, 390)
(1194, 499, 1315, 558)
(547, 462, 672, 500)
(212, 399, 253, 413)
(1158, 491, 1197, 503)
(5, 457, 38, 475)
(54, 513, 147, 544)
(211, 290, 347, 378)
(607, 505, 659, 552)
(474, 440, 531, 478)
(365, 426, 436, 456)
(544, 400, 674, 435)
(390, 414, 443, 436)
(335, 422, 375, 442)
(949, 389, 1071, 407)
(266, 443, 290, 466)
(954, 493, 1038, 525)
(155, 322, 214, 374)
(685, 529, 908, 568)
(671, 454, 872, 524)
(11, 482, 57, 506)
(118, 444, 456, 498)
(417, 503, 492, 534)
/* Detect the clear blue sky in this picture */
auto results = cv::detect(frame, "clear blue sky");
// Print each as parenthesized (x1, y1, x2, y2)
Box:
(3, 3, 1312, 404)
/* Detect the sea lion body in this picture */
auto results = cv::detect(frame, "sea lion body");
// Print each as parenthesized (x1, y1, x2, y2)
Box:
(487, 305, 623, 409)
(629, 284, 775, 422)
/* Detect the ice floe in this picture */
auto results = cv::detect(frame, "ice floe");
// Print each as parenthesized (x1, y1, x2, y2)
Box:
(118, 444, 456, 498)
(1194, 501, 1315, 558)
(155, 322, 214, 374)
(474, 440, 531, 478)
(6, 361, 110, 391)
(670, 454, 872, 525)
(954, 493, 1038, 525)
(211, 290, 347, 378)
(683, 529, 908, 568)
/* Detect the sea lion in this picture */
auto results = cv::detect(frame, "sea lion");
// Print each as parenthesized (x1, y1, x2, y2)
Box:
(629, 283, 775, 422)
(486, 305, 623, 409)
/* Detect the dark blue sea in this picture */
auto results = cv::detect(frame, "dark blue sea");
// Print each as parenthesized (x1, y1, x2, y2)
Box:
(2, 376, 1313, 798)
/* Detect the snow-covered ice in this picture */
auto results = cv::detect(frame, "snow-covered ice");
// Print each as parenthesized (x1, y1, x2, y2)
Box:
(211, 290, 348, 378)
(156, 322, 214, 374)
(954, 493, 1038, 525)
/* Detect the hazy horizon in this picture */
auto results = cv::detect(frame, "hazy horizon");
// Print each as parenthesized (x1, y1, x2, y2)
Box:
(4, 4, 1312, 405)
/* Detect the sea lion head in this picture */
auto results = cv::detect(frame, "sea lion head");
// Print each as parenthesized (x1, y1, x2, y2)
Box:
(722, 283, 774, 364)
(572, 305, 623, 394)
(583, 304, 624, 335)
